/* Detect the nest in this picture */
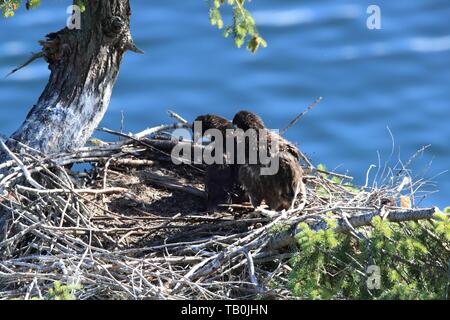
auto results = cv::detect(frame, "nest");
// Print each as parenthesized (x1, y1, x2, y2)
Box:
(0, 112, 437, 300)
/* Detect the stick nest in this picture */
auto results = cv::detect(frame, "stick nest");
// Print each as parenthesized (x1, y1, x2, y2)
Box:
(0, 114, 437, 300)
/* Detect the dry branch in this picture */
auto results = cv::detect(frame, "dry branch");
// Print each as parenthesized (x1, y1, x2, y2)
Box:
(266, 207, 438, 251)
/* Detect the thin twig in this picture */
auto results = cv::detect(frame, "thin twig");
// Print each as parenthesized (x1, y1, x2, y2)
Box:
(280, 97, 323, 135)
(5, 51, 44, 78)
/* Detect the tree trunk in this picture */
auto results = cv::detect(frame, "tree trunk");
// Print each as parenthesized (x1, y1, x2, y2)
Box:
(4, 0, 140, 157)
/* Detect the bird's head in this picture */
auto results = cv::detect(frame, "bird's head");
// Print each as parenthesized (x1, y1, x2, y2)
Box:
(193, 114, 232, 137)
(232, 111, 265, 131)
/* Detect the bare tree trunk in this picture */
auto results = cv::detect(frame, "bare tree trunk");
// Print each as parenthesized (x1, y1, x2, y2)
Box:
(3, 0, 140, 157)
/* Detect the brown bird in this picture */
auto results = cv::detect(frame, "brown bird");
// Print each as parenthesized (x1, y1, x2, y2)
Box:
(232, 111, 305, 211)
(193, 114, 246, 211)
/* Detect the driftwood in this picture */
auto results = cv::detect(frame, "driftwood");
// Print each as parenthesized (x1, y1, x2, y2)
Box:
(0, 112, 444, 300)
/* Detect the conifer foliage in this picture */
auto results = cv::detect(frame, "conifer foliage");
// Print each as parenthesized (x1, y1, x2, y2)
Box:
(288, 210, 450, 299)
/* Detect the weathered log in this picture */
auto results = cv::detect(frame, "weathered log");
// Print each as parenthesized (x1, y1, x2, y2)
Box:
(3, 0, 140, 159)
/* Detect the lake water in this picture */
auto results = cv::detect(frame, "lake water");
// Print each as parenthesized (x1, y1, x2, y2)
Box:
(0, 0, 449, 208)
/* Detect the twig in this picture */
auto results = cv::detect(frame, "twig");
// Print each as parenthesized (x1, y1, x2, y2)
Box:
(0, 138, 44, 190)
(5, 51, 44, 78)
(142, 171, 206, 198)
(280, 97, 323, 135)
(167, 110, 190, 126)
(240, 249, 260, 290)
(15, 185, 128, 195)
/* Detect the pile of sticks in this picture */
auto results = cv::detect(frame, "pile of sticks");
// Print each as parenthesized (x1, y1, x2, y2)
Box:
(0, 111, 438, 300)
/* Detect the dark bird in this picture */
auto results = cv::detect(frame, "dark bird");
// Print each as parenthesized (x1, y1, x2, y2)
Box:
(232, 111, 305, 211)
(193, 114, 246, 211)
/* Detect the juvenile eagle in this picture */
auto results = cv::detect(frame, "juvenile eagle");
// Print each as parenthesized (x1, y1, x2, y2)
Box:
(232, 111, 305, 211)
(193, 114, 246, 211)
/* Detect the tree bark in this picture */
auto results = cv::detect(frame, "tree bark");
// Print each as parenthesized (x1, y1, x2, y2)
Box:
(3, 0, 140, 157)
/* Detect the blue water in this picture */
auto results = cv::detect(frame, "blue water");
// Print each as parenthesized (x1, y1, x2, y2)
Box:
(0, 1, 449, 208)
